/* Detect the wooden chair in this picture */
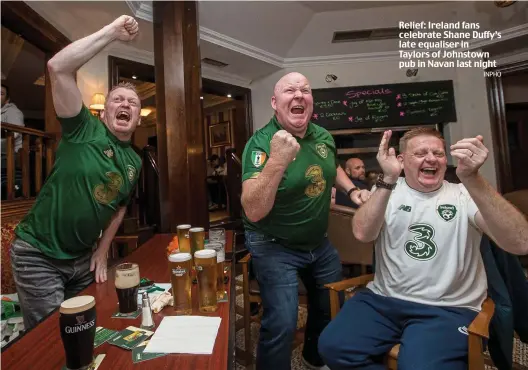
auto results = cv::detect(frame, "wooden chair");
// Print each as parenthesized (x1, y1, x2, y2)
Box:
(325, 276, 495, 370)
(239, 253, 308, 367)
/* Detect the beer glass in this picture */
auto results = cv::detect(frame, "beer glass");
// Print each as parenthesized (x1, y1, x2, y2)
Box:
(59, 295, 96, 370)
(194, 249, 218, 312)
(177, 224, 192, 253)
(115, 263, 140, 313)
(169, 252, 193, 315)
(205, 242, 226, 301)
(189, 227, 205, 255)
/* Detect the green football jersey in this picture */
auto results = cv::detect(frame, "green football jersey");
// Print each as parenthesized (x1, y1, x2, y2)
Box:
(15, 105, 142, 259)
(242, 115, 338, 251)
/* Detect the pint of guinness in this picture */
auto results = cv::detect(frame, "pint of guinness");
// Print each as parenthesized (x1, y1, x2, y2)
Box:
(59, 296, 96, 370)
(115, 263, 140, 313)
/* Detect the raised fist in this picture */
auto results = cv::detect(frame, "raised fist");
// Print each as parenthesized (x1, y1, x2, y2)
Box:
(270, 130, 300, 168)
(110, 15, 139, 42)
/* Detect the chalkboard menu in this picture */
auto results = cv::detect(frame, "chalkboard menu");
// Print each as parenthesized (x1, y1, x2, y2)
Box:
(311, 80, 457, 130)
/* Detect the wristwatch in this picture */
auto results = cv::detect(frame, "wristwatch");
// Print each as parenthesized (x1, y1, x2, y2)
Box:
(376, 174, 397, 190)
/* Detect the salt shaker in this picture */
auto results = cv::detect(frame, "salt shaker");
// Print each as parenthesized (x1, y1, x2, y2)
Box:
(140, 292, 155, 330)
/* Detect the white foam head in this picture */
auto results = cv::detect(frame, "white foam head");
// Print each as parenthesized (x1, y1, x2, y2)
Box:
(60, 295, 95, 314)
(190, 227, 204, 232)
(115, 263, 140, 289)
(195, 249, 216, 259)
(169, 252, 192, 262)
(177, 224, 191, 229)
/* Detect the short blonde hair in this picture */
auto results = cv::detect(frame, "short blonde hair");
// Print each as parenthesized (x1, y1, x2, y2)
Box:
(105, 82, 141, 108)
(399, 127, 445, 153)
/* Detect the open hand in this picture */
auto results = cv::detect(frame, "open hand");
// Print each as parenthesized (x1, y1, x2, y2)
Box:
(450, 135, 488, 180)
(90, 247, 108, 283)
(110, 15, 139, 42)
(270, 130, 300, 168)
(377, 130, 402, 182)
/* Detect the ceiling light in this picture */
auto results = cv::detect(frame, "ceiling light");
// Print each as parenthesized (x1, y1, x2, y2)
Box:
(200, 96, 204, 100)
(227, 94, 232, 98)
(132, 75, 137, 79)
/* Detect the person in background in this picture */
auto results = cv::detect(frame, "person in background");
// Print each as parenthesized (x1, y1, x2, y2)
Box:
(241, 72, 370, 370)
(365, 170, 380, 190)
(335, 157, 370, 208)
(319, 127, 528, 370)
(1, 84, 25, 154)
(10, 15, 143, 331)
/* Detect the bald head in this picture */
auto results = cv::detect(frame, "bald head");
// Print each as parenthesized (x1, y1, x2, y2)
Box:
(270, 72, 314, 138)
(345, 158, 366, 181)
(273, 72, 310, 96)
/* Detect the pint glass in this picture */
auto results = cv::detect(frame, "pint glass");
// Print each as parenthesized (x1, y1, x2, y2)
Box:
(59, 296, 96, 370)
(194, 249, 218, 312)
(189, 227, 205, 255)
(115, 263, 140, 313)
(169, 252, 193, 315)
(177, 224, 192, 253)
(205, 242, 226, 301)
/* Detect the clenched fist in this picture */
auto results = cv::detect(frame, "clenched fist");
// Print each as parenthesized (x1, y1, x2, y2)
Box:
(270, 130, 300, 168)
(109, 15, 139, 42)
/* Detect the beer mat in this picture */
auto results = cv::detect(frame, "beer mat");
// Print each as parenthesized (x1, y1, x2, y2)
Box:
(132, 340, 167, 363)
(61, 354, 105, 370)
(94, 327, 119, 348)
(109, 326, 154, 350)
(111, 309, 141, 319)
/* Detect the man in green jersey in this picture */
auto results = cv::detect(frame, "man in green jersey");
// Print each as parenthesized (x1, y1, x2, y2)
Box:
(10, 15, 142, 330)
(241, 72, 370, 370)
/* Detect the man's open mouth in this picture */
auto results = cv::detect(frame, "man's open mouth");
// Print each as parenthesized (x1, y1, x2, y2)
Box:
(420, 167, 437, 176)
(290, 105, 305, 115)
(116, 111, 131, 122)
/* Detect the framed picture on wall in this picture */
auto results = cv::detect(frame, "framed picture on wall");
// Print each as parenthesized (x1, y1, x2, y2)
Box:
(209, 121, 231, 147)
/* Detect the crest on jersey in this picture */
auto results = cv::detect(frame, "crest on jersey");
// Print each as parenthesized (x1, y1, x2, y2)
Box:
(104, 148, 114, 158)
(315, 143, 328, 159)
(437, 204, 457, 222)
(126, 165, 137, 183)
(251, 151, 267, 168)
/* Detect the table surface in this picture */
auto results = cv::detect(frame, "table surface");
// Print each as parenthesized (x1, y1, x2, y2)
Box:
(2, 232, 236, 370)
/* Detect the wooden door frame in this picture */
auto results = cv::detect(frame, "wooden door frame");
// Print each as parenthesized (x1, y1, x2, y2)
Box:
(487, 60, 528, 193)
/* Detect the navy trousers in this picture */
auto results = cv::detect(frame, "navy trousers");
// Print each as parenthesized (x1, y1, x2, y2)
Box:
(245, 231, 343, 370)
(319, 289, 478, 370)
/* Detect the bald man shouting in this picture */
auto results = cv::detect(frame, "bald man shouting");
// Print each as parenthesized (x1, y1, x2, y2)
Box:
(241, 72, 370, 370)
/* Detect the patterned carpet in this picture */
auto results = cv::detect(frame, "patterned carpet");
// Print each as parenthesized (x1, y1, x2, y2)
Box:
(232, 275, 528, 370)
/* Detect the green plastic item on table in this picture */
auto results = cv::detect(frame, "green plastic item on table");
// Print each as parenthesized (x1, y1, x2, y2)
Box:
(1, 300, 21, 321)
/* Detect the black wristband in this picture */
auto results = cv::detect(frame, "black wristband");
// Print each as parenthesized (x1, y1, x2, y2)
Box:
(346, 187, 358, 197)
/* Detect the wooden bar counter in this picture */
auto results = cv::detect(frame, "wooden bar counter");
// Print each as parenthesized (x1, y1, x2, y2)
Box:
(2, 232, 236, 370)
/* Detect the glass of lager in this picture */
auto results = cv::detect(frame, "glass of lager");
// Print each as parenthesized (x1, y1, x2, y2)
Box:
(59, 296, 96, 370)
(189, 227, 205, 255)
(115, 263, 140, 313)
(194, 249, 218, 312)
(205, 242, 226, 301)
(169, 252, 193, 315)
(177, 224, 192, 253)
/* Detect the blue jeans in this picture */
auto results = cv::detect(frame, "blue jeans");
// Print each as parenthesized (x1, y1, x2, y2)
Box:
(245, 231, 343, 370)
(319, 289, 478, 370)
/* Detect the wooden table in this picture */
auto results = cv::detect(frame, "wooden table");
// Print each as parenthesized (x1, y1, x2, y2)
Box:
(2, 232, 236, 370)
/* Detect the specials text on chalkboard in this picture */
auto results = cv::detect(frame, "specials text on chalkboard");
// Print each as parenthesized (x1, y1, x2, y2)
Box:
(311, 80, 457, 130)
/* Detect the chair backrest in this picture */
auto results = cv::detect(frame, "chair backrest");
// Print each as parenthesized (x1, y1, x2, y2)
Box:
(504, 189, 528, 218)
(328, 206, 374, 266)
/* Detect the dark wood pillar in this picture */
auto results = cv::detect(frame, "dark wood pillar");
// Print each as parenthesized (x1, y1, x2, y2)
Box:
(153, 1, 208, 232)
